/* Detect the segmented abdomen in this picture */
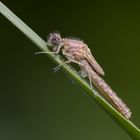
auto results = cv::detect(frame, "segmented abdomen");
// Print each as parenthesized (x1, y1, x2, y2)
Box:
(80, 60, 131, 119)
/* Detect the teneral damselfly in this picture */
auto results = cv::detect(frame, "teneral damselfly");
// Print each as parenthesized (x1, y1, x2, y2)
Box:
(36, 32, 131, 119)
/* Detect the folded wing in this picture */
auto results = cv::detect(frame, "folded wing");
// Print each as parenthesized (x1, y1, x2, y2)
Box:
(84, 45, 105, 76)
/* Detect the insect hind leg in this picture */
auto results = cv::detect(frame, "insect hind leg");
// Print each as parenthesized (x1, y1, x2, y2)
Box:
(80, 67, 97, 96)
(79, 70, 87, 78)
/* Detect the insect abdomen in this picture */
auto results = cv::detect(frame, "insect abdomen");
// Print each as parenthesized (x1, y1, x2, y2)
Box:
(80, 60, 131, 119)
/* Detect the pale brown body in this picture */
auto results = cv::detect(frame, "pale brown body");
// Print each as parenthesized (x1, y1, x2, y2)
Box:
(60, 38, 131, 119)
(45, 33, 131, 119)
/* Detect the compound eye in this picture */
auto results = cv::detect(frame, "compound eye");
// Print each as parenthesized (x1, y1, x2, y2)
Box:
(51, 37, 60, 46)
(47, 32, 62, 46)
(52, 37, 59, 42)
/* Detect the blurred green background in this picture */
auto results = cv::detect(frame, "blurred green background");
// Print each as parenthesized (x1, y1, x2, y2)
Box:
(0, 1, 140, 140)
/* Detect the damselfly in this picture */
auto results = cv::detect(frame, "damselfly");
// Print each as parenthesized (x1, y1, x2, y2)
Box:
(36, 32, 131, 119)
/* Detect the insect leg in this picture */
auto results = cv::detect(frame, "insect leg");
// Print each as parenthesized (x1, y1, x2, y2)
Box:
(35, 51, 56, 55)
(54, 49, 84, 72)
(62, 50, 84, 66)
(79, 70, 87, 78)
(54, 43, 63, 54)
(53, 58, 84, 73)
(53, 60, 72, 72)
(88, 73, 93, 91)
(80, 65, 97, 96)
(88, 72, 97, 96)
(35, 44, 63, 55)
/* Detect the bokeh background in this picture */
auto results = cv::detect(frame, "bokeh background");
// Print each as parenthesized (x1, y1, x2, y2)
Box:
(0, 1, 140, 140)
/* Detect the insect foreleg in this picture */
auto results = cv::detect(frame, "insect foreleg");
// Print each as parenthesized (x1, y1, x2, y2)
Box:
(35, 44, 63, 55)
(54, 43, 63, 54)
(35, 51, 57, 55)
